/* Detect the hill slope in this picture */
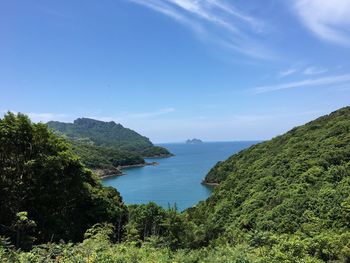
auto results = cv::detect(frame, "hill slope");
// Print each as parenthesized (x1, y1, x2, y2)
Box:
(2, 108, 350, 262)
(47, 118, 171, 157)
(70, 141, 145, 171)
(188, 106, 350, 260)
(47, 118, 171, 175)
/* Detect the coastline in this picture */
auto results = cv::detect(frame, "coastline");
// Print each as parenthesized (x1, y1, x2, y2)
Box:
(144, 153, 174, 159)
(119, 161, 159, 170)
(97, 161, 159, 179)
(96, 153, 173, 179)
(201, 180, 219, 187)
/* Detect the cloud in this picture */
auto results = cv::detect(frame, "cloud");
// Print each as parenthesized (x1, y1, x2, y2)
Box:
(128, 0, 204, 34)
(279, 68, 298, 77)
(206, 0, 263, 30)
(87, 108, 176, 123)
(254, 73, 350, 94)
(1, 108, 176, 125)
(0, 111, 71, 123)
(293, 0, 350, 46)
(124, 107, 175, 119)
(127, 0, 274, 59)
(278, 65, 328, 78)
(230, 110, 324, 124)
(28, 113, 70, 122)
(303, 66, 327, 75)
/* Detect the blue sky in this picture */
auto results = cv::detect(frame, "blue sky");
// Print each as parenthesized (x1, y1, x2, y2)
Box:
(1, 0, 350, 142)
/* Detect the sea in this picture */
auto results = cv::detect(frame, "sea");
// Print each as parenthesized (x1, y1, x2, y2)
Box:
(102, 141, 258, 211)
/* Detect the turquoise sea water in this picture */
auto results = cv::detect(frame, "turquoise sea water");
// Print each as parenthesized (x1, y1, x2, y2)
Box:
(102, 141, 258, 211)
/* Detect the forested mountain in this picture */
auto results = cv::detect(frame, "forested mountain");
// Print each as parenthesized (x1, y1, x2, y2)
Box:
(47, 118, 171, 174)
(1, 107, 350, 262)
(47, 118, 171, 157)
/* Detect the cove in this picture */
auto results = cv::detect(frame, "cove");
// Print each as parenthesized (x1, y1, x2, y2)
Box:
(102, 141, 258, 211)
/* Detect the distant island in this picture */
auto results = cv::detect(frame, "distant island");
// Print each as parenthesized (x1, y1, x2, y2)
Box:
(186, 138, 203, 144)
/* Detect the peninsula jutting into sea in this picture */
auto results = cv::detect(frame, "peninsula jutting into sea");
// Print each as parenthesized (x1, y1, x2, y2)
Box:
(47, 118, 172, 177)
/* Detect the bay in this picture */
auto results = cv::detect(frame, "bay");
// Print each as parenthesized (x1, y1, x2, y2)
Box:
(102, 141, 258, 211)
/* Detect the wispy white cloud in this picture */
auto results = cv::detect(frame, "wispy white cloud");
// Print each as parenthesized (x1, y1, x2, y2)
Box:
(164, 0, 238, 32)
(2, 108, 175, 124)
(279, 68, 298, 77)
(278, 65, 328, 78)
(230, 110, 324, 123)
(127, 0, 274, 59)
(303, 66, 327, 75)
(254, 73, 350, 94)
(27, 113, 70, 122)
(123, 107, 175, 119)
(1, 111, 71, 123)
(293, 0, 350, 46)
(206, 0, 263, 30)
(128, 0, 204, 34)
(87, 108, 176, 123)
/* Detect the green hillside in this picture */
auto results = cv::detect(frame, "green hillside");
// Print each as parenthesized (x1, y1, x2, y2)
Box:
(47, 118, 171, 174)
(1, 107, 350, 262)
(204, 106, 350, 185)
(188, 106, 350, 260)
(47, 118, 171, 157)
(70, 141, 145, 170)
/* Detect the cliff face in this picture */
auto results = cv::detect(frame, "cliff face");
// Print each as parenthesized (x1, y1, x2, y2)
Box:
(93, 167, 122, 178)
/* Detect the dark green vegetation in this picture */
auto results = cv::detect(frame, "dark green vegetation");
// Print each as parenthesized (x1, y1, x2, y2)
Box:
(1, 107, 350, 262)
(48, 117, 171, 156)
(70, 141, 144, 170)
(196, 106, 350, 261)
(47, 118, 171, 173)
(0, 113, 126, 248)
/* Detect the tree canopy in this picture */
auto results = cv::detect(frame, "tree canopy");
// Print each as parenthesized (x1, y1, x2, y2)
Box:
(1, 107, 350, 262)
(46, 118, 171, 172)
(0, 112, 126, 248)
(47, 118, 171, 156)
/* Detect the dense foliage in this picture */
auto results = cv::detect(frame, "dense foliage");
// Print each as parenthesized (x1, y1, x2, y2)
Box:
(0, 113, 126, 248)
(71, 141, 145, 170)
(0, 224, 256, 263)
(1, 107, 350, 262)
(46, 118, 171, 172)
(192, 106, 350, 261)
(47, 118, 171, 157)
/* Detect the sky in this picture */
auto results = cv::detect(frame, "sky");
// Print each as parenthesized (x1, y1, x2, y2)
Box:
(1, 0, 350, 143)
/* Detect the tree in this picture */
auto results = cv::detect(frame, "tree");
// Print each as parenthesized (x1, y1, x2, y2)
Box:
(0, 112, 126, 248)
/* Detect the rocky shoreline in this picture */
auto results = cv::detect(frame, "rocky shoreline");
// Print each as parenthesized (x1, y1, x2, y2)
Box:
(96, 162, 159, 179)
(144, 153, 174, 159)
(201, 180, 219, 187)
(95, 153, 173, 179)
